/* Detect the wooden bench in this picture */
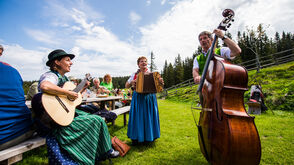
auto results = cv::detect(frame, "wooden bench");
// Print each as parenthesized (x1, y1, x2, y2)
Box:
(0, 136, 45, 165)
(247, 101, 261, 115)
(0, 103, 130, 164)
(111, 106, 130, 126)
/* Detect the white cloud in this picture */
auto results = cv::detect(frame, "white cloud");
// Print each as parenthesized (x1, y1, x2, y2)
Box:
(71, 8, 95, 35)
(25, 29, 60, 45)
(129, 11, 142, 25)
(0, 44, 49, 80)
(44, 0, 104, 26)
(48, 8, 140, 78)
(138, 0, 294, 73)
(139, 0, 211, 70)
(146, 0, 151, 6)
(161, 0, 167, 5)
(3, 0, 294, 81)
(234, 0, 294, 37)
(71, 26, 139, 78)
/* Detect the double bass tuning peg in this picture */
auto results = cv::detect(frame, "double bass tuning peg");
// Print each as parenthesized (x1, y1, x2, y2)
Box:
(227, 23, 232, 29)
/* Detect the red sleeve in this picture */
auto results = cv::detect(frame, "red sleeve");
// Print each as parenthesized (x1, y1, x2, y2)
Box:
(0, 61, 11, 66)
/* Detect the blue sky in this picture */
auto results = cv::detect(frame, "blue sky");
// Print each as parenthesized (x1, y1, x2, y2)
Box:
(0, 0, 293, 81)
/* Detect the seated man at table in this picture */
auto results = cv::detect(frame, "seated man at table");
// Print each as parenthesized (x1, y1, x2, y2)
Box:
(0, 47, 34, 150)
(91, 77, 110, 95)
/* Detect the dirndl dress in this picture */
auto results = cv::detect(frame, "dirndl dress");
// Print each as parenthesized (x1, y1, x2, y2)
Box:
(51, 109, 112, 164)
(127, 91, 160, 142)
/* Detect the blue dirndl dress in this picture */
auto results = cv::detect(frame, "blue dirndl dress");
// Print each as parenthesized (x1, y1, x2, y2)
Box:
(127, 91, 160, 142)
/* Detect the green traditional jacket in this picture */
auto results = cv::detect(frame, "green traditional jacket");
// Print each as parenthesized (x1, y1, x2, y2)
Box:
(196, 48, 221, 74)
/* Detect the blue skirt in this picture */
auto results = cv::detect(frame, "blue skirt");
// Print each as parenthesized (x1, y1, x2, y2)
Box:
(127, 91, 160, 142)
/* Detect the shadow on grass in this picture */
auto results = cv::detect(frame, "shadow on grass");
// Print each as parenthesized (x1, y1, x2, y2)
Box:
(172, 148, 209, 165)
(109, 124, 125, 133)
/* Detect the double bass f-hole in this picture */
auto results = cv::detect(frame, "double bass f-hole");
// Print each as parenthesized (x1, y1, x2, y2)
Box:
(215, 101, 222, 121)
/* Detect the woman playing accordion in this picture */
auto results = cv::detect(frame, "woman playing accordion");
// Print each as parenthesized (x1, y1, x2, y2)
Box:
(125, 56, 164, 144)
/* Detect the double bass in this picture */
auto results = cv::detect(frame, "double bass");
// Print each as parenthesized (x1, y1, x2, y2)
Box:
(196, 9, 261, 165)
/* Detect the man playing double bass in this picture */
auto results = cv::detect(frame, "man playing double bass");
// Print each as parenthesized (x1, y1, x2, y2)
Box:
(193, 10, 261, 165)
(193, 29, 241, 84)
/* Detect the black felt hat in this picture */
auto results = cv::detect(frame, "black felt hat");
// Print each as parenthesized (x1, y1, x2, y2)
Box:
(46, 49, 75, 66)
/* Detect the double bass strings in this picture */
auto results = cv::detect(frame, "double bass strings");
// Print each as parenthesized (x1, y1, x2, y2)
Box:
(190, 95, 201, 128)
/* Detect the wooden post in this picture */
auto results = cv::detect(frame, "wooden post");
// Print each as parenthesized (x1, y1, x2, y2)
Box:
(247, 102, 261, 115)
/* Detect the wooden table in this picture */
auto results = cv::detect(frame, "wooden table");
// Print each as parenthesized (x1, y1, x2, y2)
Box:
(25, 96, 129, 126)
(25, 96, 122, 110)
(82, 96, 122, 110)
(82, 96, 130, 126)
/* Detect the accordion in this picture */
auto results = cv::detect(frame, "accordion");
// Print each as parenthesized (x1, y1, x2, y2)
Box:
(136, 72, 163, 93)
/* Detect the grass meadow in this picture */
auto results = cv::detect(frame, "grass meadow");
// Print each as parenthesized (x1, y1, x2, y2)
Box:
(18, 99, 294, 165)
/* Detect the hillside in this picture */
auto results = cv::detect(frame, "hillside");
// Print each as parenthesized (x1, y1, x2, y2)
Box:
(163, 61, 294, 111)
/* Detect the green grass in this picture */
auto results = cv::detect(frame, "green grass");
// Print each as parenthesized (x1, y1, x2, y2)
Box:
(163, 61, 294, 111)
(256, 110, 294, 164)
(247, 61, 294, 110)
(18, 99, 294, 164)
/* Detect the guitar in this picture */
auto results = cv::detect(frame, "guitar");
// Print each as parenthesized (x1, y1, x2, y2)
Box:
(39, 75, 91, 127)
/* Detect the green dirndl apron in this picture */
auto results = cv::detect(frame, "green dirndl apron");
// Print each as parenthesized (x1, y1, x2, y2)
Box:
(52, 109, 112, 164)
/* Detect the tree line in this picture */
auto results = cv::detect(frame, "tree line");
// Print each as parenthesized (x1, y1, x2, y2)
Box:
(23, 76, 130, 94)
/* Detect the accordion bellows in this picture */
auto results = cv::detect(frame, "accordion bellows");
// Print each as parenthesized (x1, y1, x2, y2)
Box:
(136, 72, 163, 93)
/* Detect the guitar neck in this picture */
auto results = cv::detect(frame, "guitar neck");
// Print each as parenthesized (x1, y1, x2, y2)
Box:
(73, 79, 87, 93)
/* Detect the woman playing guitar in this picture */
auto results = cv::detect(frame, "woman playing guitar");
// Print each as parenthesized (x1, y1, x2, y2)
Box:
(32, 49, 119, 164)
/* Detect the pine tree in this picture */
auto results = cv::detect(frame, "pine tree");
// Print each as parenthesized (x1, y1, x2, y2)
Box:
(166, 63, 175, 88)
(173, 54, 184, 84)
(149, 51, 157, 72)
(183, 57, 193, 81)
(162, 60, 168, 86)
(275, 32, 282, 52)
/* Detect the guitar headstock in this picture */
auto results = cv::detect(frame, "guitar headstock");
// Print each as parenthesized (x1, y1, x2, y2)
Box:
(85, 73, 92, 81)
(218, 9, 234, 31)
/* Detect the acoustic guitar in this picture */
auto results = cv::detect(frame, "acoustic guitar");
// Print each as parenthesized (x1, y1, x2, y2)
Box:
(35, 76, 90, 127)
